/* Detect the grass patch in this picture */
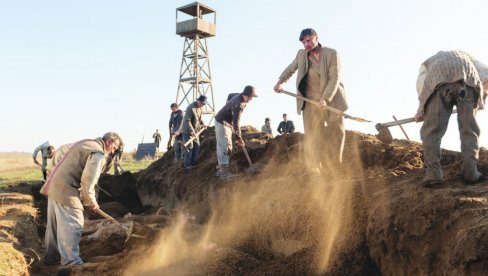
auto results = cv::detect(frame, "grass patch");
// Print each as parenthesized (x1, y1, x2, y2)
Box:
(0, 152, 154, 188)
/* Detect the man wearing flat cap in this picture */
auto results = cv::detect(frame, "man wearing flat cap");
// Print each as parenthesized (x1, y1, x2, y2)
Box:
(215, 85, 258, 179)
(274, 28, 348, 172)
(181, 95, 207, 169)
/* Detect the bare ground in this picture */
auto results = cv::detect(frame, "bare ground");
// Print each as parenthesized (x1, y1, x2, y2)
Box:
(1, 126, 488, 275)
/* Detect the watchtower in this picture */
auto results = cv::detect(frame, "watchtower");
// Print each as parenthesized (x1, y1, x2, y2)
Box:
(175, 2, 216, 124)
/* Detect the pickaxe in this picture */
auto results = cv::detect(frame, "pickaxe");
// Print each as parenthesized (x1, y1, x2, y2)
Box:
(280, 90, 371, 123)
(179, 127, 207, 152)
(375, 110, 457, 144)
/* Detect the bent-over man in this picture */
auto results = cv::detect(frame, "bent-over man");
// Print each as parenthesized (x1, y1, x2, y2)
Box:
(215, 85, 258, 179)
(33, 141, 55, 181)
(40, 132, 122, 267)
(415, 50, 488, 187)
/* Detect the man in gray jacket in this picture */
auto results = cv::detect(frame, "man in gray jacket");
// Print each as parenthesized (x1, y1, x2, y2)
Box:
(415, 50, 488, 187)
(40, 132, 122, 267)
(274, 28, 348, 172)
(181, 95, 206, 169)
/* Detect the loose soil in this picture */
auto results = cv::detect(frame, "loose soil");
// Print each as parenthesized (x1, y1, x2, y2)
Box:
(1, 126, 487, 275)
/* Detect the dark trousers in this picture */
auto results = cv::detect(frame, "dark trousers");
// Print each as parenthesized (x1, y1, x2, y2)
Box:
(421, 82, 481, 181)
(182, 133, 200, 168)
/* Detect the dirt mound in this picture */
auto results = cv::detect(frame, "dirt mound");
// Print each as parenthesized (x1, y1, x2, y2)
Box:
(3, 126, 488, 275)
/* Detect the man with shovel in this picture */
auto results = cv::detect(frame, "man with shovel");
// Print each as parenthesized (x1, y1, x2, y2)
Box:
(168, 103, 184, 162)
(39, 132, 123, 267)
(33, 141, 55, 181)
(215, 85, 258, 179)
(415, 50, 488, 187)
(274, 28, 348, 171)
(181, 95, 207, 169)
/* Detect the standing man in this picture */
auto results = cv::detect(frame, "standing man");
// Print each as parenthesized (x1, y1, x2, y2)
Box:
(40, 132, 123, 267)
(168, 103, 184, 162)
(153, 129, 161, 148)
(274, 28, 348, 170)
(181, 95, 207, 169)
(33, 141, 55, 181)
(261, 117, 273, 136)
(415, 50, 488, 187)
(153, 129, 161, 158)
(215, 85, 258, 179)
(277, 113, 296, 134)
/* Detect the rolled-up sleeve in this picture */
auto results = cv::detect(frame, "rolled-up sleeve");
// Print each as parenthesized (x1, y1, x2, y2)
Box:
(80, 152, 105, 207)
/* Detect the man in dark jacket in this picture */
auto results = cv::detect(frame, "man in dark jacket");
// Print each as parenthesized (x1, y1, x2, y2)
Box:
(168, 103, 184, 162)
(277, 113, 295, 134)
(215, 85, 258, 179)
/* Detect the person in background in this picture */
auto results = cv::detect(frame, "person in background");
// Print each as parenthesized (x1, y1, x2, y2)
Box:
(276, 113, 295, 134)
(261, 117, 273, 136)
(181, 95, 207, 169)
(33, 141, 55, 181)
(168, 103, 184, 162)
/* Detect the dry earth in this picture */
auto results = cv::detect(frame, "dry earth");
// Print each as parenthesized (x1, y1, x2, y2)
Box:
(1, 126, 488, 275)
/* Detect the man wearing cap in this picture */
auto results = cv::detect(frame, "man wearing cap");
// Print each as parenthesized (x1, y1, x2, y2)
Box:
(415, 50, 488, 187)
(277, 113, 295, 134)
(33, 141, 55, 181)
(181, 95, 207, 169)
(215, 85, 257, 179)
(274, 28, 348, 171)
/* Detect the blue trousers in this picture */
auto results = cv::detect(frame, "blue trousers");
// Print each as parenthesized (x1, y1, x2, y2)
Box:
(182, 133, 200, 167)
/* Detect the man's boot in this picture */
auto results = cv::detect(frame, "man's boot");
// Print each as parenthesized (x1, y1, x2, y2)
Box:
(219, 165, 236, 179)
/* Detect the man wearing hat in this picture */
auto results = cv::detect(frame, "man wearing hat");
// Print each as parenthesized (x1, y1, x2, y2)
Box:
(181, 95, 207, 169)
(215, 85, 258, 179)
(273, 28, 348, 171)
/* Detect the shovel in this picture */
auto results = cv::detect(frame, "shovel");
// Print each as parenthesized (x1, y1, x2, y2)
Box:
(95, 208, 135, 240)
(179, 127, 207, 152)
(241, 144, 257, 174)
(375, 109, 457, 144)
(280, 90, 371, 123)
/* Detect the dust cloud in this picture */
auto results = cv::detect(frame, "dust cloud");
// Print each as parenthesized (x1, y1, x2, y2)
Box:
(125, 129, 368, 275)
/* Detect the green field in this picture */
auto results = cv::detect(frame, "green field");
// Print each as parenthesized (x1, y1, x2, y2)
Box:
(0, 152, 154, 188)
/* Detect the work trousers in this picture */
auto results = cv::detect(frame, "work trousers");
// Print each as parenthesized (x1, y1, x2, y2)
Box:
(215, 121, 233, 166)
(173, 135, 183, 161)
(302, 103, 345, 168)
(182, 133, 200, 168)
(44, 198, 84, 266)
(421, 81, 481, 182)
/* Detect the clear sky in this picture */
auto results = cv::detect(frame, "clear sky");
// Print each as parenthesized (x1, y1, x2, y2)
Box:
(1, 0, 487, 153)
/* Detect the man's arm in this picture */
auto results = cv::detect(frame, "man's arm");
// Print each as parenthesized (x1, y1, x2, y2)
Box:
(322, 49, 341, 103)
(32, 144, 43, 165)
(288, 121, 295, 133)
(80, 152, 105, 211)
(274, 51, 300, 93)
(277, 122, 283, 134)
(231, 103, 244, 141)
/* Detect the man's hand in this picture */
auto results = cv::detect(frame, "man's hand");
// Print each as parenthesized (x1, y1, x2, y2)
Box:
(415, 113, 424, 122)
(88, 202, 99, 212)
(237, 139, 245, 148)
(274, 82, 283, 93)
(319, 98, 327, 107)
(33, 159, 41, 166)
